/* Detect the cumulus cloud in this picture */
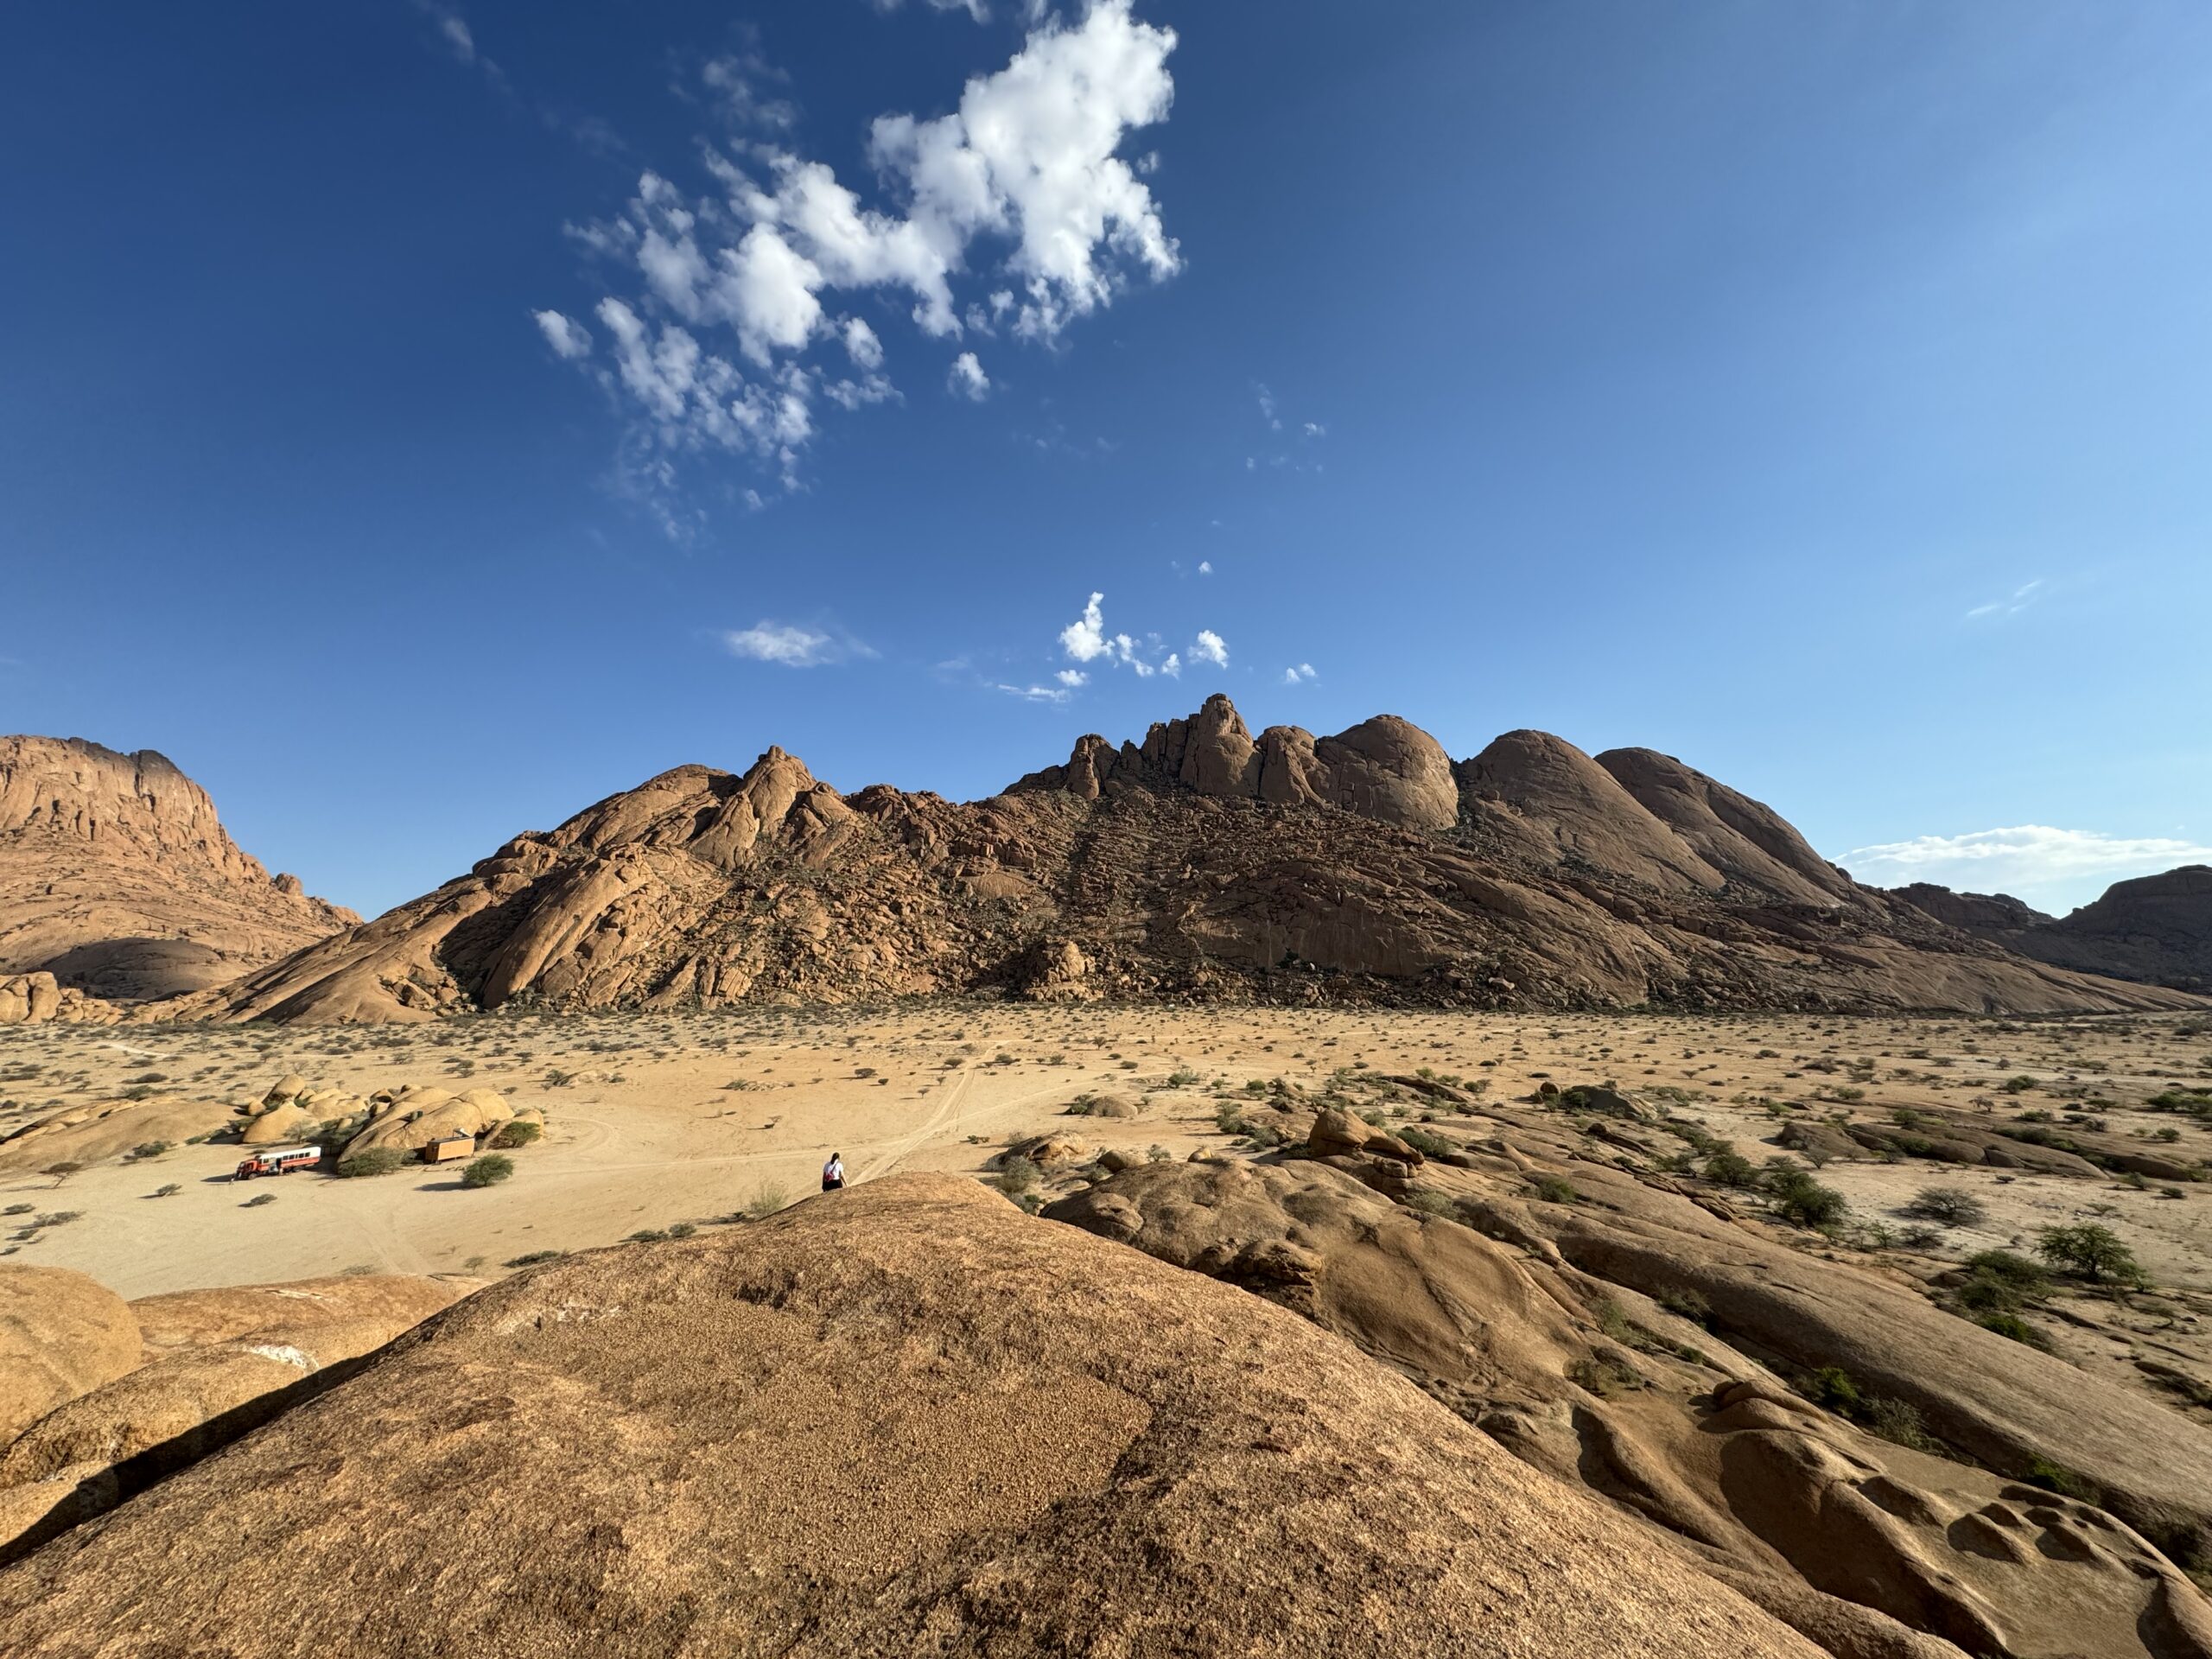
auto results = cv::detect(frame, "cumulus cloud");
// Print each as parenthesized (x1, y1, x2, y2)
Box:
(539, 2, 1179, 530)
(1056, 668, 1086, 687)
(533, 309, 593, 359)
(1966, 579, 2045, 621)
(1189, 629, 1228, 669)
(1060, 592, 1109, 661)
(948, 350, 991, 399)
(1198, 559, 1212, 575)
(1842, 824, 2212, 911)
(721, 620, 872, 667)
(1282, 662, 1316, 684)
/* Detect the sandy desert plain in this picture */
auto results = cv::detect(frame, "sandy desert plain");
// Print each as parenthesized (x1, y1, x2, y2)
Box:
(5, 1003, 2209, 1404)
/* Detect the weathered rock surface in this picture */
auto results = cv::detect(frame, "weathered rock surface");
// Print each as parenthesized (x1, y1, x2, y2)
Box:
(0, 737, 357, 1001)
(1048, 1156, 2212, 1659)
(162, 699, 2200, 1025)
(0, 1270, 472, 1558)
(1899, 865, 2212, 992)
(0, 1096, 239, 1175)
(0, 1175, 1821, 1658)
(0, 973, 116, 1027)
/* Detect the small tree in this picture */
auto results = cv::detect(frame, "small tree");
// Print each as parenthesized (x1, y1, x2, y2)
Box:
(336, 1147, 408, 1179)
(1764, 1161, 1848, 1229)
(490, 1119, 542, 1149)
(461, 1154, 514, 1189)
(2036, 1224, 2148, 1289)
(1902, 1186, 1987, 1227)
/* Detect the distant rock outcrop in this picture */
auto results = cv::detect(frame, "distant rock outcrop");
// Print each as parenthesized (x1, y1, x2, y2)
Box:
(0, 737, 358, 1001)
(1894, 865, 2212, 992)
(164, 699, 2199, 1024)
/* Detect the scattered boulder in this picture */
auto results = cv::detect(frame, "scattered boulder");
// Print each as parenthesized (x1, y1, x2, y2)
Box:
(1309, 1106, 1424, 1166)
(0, 1097, 238, 1174)
(0, 1268, 141, 1446)
(340, 1087, 512, 1160)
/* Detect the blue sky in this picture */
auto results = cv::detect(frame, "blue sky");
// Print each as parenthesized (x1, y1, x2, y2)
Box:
(3, 1, 2209, 919)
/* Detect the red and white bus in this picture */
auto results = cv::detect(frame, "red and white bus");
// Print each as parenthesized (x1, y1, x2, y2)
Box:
(233, 1146, 323, 1180)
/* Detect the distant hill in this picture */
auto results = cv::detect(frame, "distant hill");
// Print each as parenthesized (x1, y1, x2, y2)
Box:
(1894, 865, 2212, 994)
(164, 696, 2196, 1023)
(0, 736, 357, 1001)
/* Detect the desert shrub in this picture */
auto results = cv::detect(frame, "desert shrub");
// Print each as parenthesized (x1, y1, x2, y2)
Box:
(0, 1204, 29, 1217)
(1806, 1365, 1863, 1413)
(2001, 1076, 2039, 1095)
(1658, 1287, 1712, 1327)
(1764, 1165, 1849, 1229)
(1530, 1175, 1578, 1205)
(2036, 1223, 2149, 1289)
(1241, 1120, 1287, 1149)
(1702, 1149, 1758, 1188)
(1145, 1145, 1173, 1163)
(460, 1154, 514, 1188)
(1901, 1185, 1987, 1226)
(1213, 1105, 1249, 1135)
(1962, 1249, 2050, 1298)
(336, 1147, 409, 1179)
(506, 1249, 565, 1268)
(35, 1211, 82, 1229)
(2025, 1457, 2102, 1503)
(242, 1193, 276, 1208)
(151, 1183, 181, 1198)
(130, 1141, 173, 1161)
(1397, 1126, 1456, 1159)
(995, 1155, 1041, 1196)
(1404, 1189, 1455, 1217)
(490, 1119, 542, 1149)
(1166, 1067, 1202, 1088)
(1866, 1396, 1937, 1452)
(1974, 1311, 2044, 1345)
(666, 1222, 698, 1239)
(1567, 1355, 1644, 1397)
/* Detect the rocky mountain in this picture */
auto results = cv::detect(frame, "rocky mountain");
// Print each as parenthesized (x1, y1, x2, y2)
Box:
(1895, 866, 2212, 993)
(170, 696, 2199, 1024)
(0, 736, 358, 1001)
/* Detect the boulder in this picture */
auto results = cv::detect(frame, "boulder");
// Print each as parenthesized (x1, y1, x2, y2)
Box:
(0, 1267, 142, 1446)
(1310, 1106, 1424, 1166)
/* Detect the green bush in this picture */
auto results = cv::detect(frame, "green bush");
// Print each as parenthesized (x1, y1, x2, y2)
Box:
(1902, 1185, 1986, 1226)
(336, 1147, 409, 1179)
(460, 1154, 514, 1188)
(1702, 1149, 1758, 1188)
(1764, 1164, 1849, 1228)
(995, 1155, 1042, 1196)
(2025, 1457, 2102, 1503)
(1974, 1311, 2044, 1345)
(2036, 1223, 2149, 1289)
(744, 1182, 790, 1218)
(1807, 1365, 1862, 1412)
(490, 1119, 542, 1149)
(1530, 1175, 1578, 1204)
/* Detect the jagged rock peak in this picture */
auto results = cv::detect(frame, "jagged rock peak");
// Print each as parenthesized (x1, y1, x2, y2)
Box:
(1014, 695, 1459, 831)
(0, 735, 359, 1001)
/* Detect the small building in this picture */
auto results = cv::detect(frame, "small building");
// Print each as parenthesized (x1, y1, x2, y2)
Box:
(422, 1135, 475, 1165)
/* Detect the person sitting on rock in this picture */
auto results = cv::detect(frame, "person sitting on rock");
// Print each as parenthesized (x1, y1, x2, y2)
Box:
(822, 1153, 845, 1193)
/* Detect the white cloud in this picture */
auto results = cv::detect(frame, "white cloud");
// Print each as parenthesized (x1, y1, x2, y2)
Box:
(876, 0, 993, 20)
(721, 620, 872, 667)
(1842, 824, 2212, 911)
(996, 681, 1072, 704)
(1965, 578, 2045, 621)
(949, 350, 991, 399)
(1060, 592, 1109, 661)
(437, 12, 474, 60)
(842, 316, 885, 371)
(1282, 662, 1316, 684)
(1197, 559, 1211, 575)
(532, 309, 593, 359)
(1189, 629, 1228, 669)
(1302, 421, 1325, 438)
(1255, 383, 1280, 429)
(1160, 652, 1179, 677)
(1055, 668, 1087, 687)
(543, 1, 1179, 530)
(699, 48, 796, 131)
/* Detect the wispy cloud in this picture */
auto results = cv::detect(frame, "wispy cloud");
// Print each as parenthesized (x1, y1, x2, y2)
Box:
(1057, 592, 1218, 683)
(721, 620, 874, 667)
(1965, 578, 2045, 621)
(995, 681, 1073, 704)
(1843, 823, 2212, 909)
(1281, 662, 1316, 685)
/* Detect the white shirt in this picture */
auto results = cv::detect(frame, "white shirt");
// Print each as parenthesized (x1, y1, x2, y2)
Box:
(823, 1158, 844, 1183)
